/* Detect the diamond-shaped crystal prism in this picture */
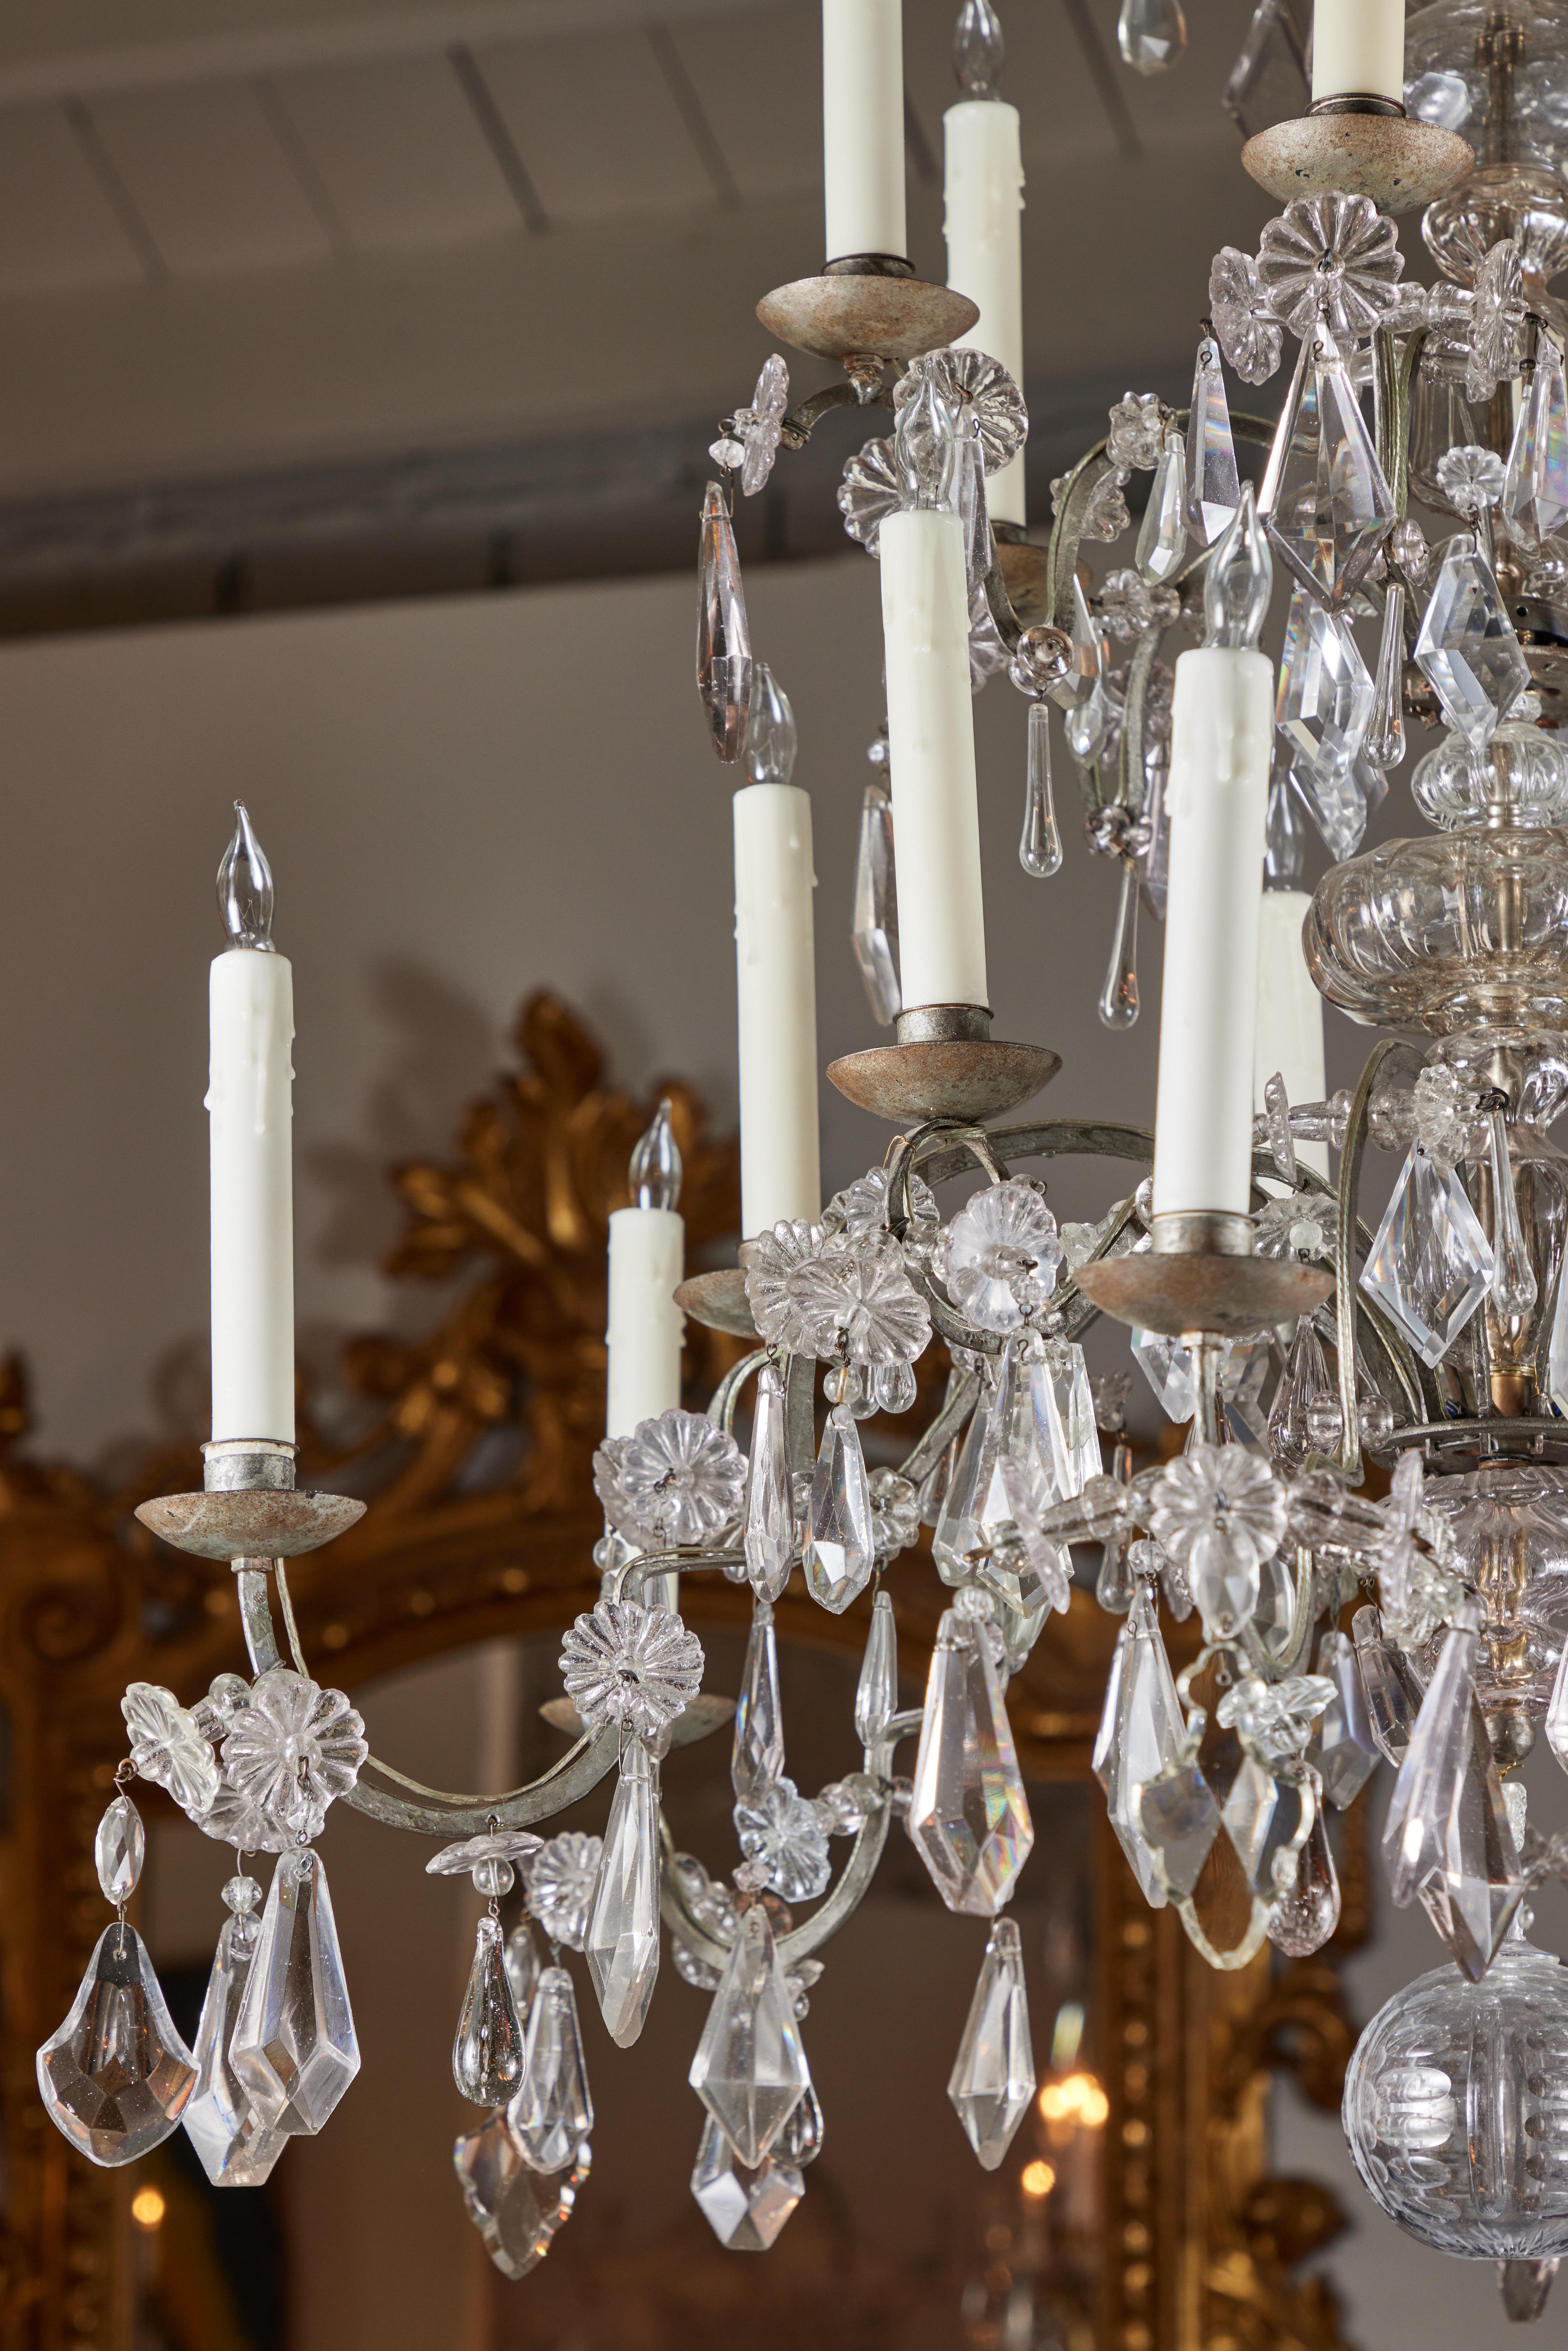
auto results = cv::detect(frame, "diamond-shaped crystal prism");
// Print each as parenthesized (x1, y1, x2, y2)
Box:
(907, 1610, 1033, 1915)
(584, 1735, 662, 2050)
(1361, 1143, 1495, 1370)
(230, 1848, 359, 2136)
(688, 1902, 809, 2167)
(1104, 1585, 1186, 1906)
(947, 1917, 1035, 2170)
(732, 1606, 786, 1801)
(803, 1404, 875, 1613)
(1185, 334, 1241, 544)
(690, 2115, 805, 2249)
(1265, 329, 1396, 604)
(1414, 534, 1530, 751)
(454, 2112, 588, 2279)
(183, 1916, 287, 2186)
(509, 1965, 594, 2172)
(1276, 584, 1374, 820)
(37, 1922, 198, 2167)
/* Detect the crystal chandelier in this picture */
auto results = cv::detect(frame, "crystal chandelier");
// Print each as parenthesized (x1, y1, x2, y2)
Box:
(35, 0, 1568, 2318)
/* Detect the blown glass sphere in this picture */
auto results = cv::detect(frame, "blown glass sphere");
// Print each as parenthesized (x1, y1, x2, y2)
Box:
(1343, 1932, 1568, 2261)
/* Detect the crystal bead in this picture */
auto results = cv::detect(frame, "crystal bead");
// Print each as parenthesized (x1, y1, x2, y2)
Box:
(183, 1916, 287, 2186)
(907, 1609, 1033, 1915)
(1502, 332, 1568, 545)
(698, 482, 752, 762)
(1117, 0, 1185, 72)
(37, 1922, 197, 2166)
(1185, 333, 1240, 544)
(732, 1604, 786, 1801)
(1267, 1768, 1340, 1957)
(688, 1902, 809, 2166)
(505, 1922, 541, 2017)
(453, 1914, 527, 2104)
(804, 1404, 875, 1614)
(947, 1918, 1036, 2170)
(855, 1587, 898, 1746)
(454, 2111, 588, 2279)
(229, 1849, 359, 2136)
(1135, 430, 1188, 582)
(851, 782, 900, 1027)
(874, 1357, 917, 1413)
(1361, 1143, 1495, 1370)
(94, 1794, 145, 1906)
(509, 1966, 594, 2172)
(690, 2115, 805, 2250)
(1019, 700, 1063, 877)
(1265, 326, 1396, 604)
(584, 1735, 661, 2048)
(222, 1873, 262, 1917)
(1103, 1586, 1185, 1906)
(1097, 860, 1140, 1029)
(1414, 533, 1530, 751)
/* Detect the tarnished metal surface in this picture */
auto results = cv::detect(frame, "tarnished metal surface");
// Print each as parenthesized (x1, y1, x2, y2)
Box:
(996, 532, 1052, 622)
(895, 1001, 992, 1046)
(1150, 1211, 1254, 1257)
(1242, 115, 1473, 214)
(203, 1437, 296, 1491)
(537, 1692, 735, 1745)
(1075, 1250, 1334, 1340)
(756, 273, 977, 363)
(135, 1485, 366, 1561)
(827, 1037, 1061, 1123)
(675, 1264, 757, 1337)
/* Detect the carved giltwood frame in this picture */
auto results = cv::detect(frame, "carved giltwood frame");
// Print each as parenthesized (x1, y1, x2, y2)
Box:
(0, 993, 1363, 2351)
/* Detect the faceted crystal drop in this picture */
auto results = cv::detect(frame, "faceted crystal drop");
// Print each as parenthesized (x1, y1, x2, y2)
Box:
(584, 1735, 662, 2048)
(1361, 1143, 1495, 1369)
(1019, 700, 1063, 877)
(1383, 1604, 1522, 1978)
(1267, 1315, 1338, 1467)
(454, 1914, 527, 2104)
(1105, 1586, 1186, 1906)
(1414, 534, 1530, 751)
(1135, 431, 1188, 583)
(1276, 583, 1375, 843)
(688, 1902, 809, 2166)
(1056, 574, 1103, 710)
(183, 1917, 286, 2186)
(1097, 859, 1140, 1030)
(1366, 584, 1407, 770)
(1267, 1767, 1341, 1956)
(37, 1922, 198, 2167)
(733, 1605, 786, 1801)
(947, 1918, 1036, 2169)
(509, 1966, 594, 2172)
(1502, 332, 1568, 544)
(690, 2115, 806, 2250)
(505, 1922, 541, 2017)
(1096, 1533, 1135, 1614)
(1486, 1105, 1538, 1319)
(1035, 1342, 1102, 1498)
(1313, 1631, 1380, 1809)
(1092, 1626, 1126, 1792)
(741, 1362, 795, 1602)
(1502, 2261, 1560, 2325)
(698, 482, 752, 761)
(907, 1610, 1034, 1915)
(454, 2110, 588, 2279)
(1118, 0, 1185, 70)
(851, 783, 900, 1027)
(1352, 1606, 1427, 1765)
(1266, 326, 1396, 603)
(854, 1587, 899, 1746)
(804, 1404, 875, 1613)
(1131, 1327, 1196, 1421)
(229, 1850, 358, 2136)
(1185, 334, 1240, 544)
(94, 1793, 146, 1905)
(1136, 1758, 1223, 1898)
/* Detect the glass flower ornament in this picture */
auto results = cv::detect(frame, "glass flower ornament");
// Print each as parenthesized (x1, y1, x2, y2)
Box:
(219, 1668, 369, 1844)
(941, 1181, 1064, 1334)
(733, 1777, 833, 1903)
(1255, 194, 1403, 340)
(1146, 1447, 1288, 1637)
(744, 1224, 930, 1365)
(837, 438, 900, 554)
(894, 348, 1027, 476)
(868, 1468, 922, 1560)
(525, 1834, 605, 1952)
(558, 1598, 704, 1739)
(595, 1409, 746, 1546)
(1216, 1673, 1335, 1760)
(1105, 392, 1167, 472)
(1207, 246, 1282, 384)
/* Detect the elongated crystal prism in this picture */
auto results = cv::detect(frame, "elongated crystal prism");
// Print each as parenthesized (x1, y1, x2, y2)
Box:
(1351, 1606, 1426, 1765)
(1186, 334, 1240, 545)
(697, 482, 752, 761)
(1414, 534, 1530, 751)
(741, 1363, 795, 1602)
(851, 781, 900, 1027)
(733, 1605, 786, 1800)
(509, 1965, 594, 2172)
(690, 2114, 805, 2249)
(1265, 326, 1395, 603)
(184, 1917, 286, 2185)
(1098, 859, 1140, 1029)
(229, 1849, 358, 2135)
(1502, 332, 1568, 545)
(454, 1914, 527, 2104)
(1313, 1631, 1379, 1809)
(584, 1735, 661, 2048)
(1093, 1625, 1127, 1790)
(1486, 1105, 1538, 1319)
(908, 1609, 1033, 1915)
(1136, 431, 1188, 583)
(689, 1902, 809, 2166)
(505, 1922, 541, 2017)
(455, 2111, 588, 2279)
(95, 1793, 146, 1906)
(1361, 1143, 1495, 1370)
(1105, 1585, 1185, 1905)
(855, 1587, 899, 1746)
(37, 1922, 197, 2166)
(948, 1917, 1035, 2169)
(1019, 701, 1063, 877)
(1036, 1341, 1102, 1497)
(1276, 583, 1375, 829)
(1366, 585, 1407, 770)
(804, 1404, 875, 1613)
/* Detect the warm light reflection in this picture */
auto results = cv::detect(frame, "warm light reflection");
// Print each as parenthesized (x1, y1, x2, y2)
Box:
(1038, 2071, 1109, 2127)
(131, 2187, 165, 2231)
(1020, 2159, 1057, 2198)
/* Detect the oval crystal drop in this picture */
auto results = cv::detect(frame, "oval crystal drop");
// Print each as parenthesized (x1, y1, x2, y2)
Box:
(95, 1794, 146, 1906)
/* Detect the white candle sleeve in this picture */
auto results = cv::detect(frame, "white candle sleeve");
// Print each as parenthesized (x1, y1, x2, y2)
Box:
(1255, 890, 1329, 1180)
(606, 1207, 686, 1437)
(944, 98, 1025, 526)
(734, 781, 822, 1235)
(1311, 0, 1404, 103)
(879, 506, 990, 1010)
(1152, 647, 1273, 1218)
(822, 0, 907, 262)
(208, 947, 295, 1443)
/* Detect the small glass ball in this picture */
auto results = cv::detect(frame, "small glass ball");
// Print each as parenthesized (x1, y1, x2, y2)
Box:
(471, 1857, 515, 1898)
(222, 1874, 263, 1916)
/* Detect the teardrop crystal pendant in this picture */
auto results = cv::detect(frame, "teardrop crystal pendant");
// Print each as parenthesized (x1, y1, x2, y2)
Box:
(1266, 1314, 1338, 1467)
(1365, 584, 1407, 769)
(1104, 1585, 1186, 1906)
(508, 1965, 594, 2172)
(691, 2113, 806, 2250)
(688, 1901, 810, 2166)
(37, 1921, 198, 2166)
(947, 1917, 1036, 2169)
(1267, 1767, 1341, 1957)
(1135, 430, 1188, 582)
(907, 1609, 1034, 1915)
(1502, 330, 1568, 544)
(1097, 860, 1140, 1030)
(1185, 333, 1240, 544)
(1361, 1143, 1495, 1370)
(804, 1403, 875, 1613)
(733, 1603, 786, 1800)
(1117, 0, 1186, 72)
(454, 1914, 528, 2104)
(184, 1915, 287, 2186)
(741, 1362, 795, 1601)
(95, 1792, 146, 1905)
(1035, 1341, 1102, 1498)
(584, 1733, 662, 2048)
(1096, 1533, 1135, 1613)
(851, 782, 900, 1027)
(229, 1848, 360, 2135)
(1486, 1101, 1538, 1319)
(698, 481, 753, 761)
(455, 2110, 589, 2279)
(1019, 701, 1063, 877)
(855, 1586, 898, 1746)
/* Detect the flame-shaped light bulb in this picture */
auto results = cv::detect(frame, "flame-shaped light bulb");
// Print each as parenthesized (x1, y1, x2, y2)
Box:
(1201, 480, 1272, 650)
(953, 0, 1005, 96)
(744, 664, 798, 786)
(630, 1098, 683, 1212)
(893, 365, 960, 513)
(217, 803, 276, 950)
(1263, 761, 1304, 891)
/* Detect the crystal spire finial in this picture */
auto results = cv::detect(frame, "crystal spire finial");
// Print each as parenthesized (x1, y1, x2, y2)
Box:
(630, 1098, 682, 1211)
(218, 803, 276, 950)
(1203, 483, 1271, 649)
(1186, 333, 1240, 546)
(953, 0, 1004, 95)
(698, 482, 753, 761)
(744, 663, 798, 786)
